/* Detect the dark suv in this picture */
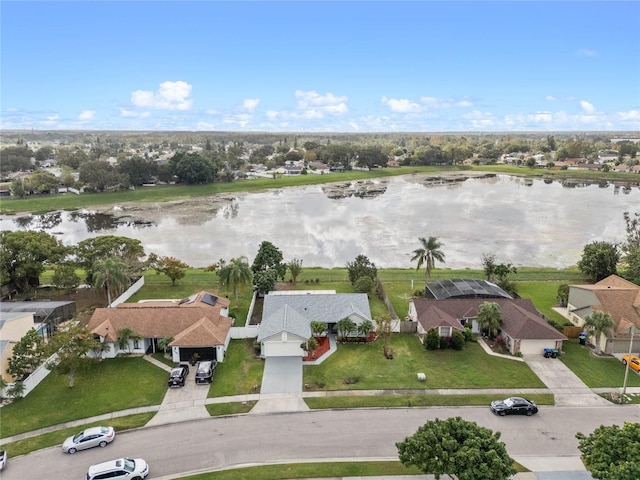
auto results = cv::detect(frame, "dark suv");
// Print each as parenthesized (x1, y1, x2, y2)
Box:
(168, 364, 189, 387)
(195, 360, 216, 384)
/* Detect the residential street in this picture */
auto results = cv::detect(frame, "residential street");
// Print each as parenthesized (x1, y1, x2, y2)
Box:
(3, 405, 638, 480)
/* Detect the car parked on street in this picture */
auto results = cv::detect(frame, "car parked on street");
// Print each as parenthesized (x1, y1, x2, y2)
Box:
(622, 354, 640, 373)
(0, 450, 7, 470)
(62, 426, 115, 454)
(168, 363, 189, 387)
(86, 457, 149, 480)
(195, 360, 216, 384)
(490, 397, 538, 416)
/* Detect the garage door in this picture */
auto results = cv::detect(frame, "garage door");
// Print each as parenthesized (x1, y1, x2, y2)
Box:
(261, 356, 302, 394)
(179, 347, 216, 362)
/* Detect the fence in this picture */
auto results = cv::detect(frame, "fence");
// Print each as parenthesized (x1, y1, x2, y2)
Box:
(110, 276, 145, 307)
(1, 352, 58, 399)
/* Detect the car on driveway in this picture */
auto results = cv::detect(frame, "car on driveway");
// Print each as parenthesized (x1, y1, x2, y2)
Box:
(86, 457, 149, 480)
(490, 397, 538, 416)
(168, 363, 189, 387)
(622, 355, 640, 373)
(195, 360, 216, 384)
(62, 426, 115, 454)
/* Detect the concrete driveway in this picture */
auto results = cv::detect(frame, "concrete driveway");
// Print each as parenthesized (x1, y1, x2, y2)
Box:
(523, 355, 610, 406)
(260, 356, 302, 394)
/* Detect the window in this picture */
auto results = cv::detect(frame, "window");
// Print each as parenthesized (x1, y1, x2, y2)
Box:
(133, 340, 140, 349)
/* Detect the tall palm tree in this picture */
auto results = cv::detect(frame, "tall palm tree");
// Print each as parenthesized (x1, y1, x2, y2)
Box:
(217, 256, 253, 299)
(583, 310, 615, 354)
(411, 236, 446, 282)
(92, 257, 129, 307)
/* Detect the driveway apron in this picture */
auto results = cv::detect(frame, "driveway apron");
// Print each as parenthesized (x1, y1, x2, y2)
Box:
(260, 356, 302, 394)
(523, 355, 610, 406)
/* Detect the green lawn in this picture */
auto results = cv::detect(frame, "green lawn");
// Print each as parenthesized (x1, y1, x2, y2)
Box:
(0, 413, 154, 458)
(0, 357, 167, 438)
(304, 335, 546, 390)
(559, 340, 640, 388)
(209, 339, 264, 397)
(304, 393, 554, 409)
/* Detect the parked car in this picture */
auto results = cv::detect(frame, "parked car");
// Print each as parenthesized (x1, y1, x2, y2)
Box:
(168, 363, 189, 387)
(195, 360, 216, 384)
(62, 426, 115, 454)
(490, 397, 538, 416)
(622, 355, 640, 373)
(0, 450, 7, 470)
(86, 457, 149, 480)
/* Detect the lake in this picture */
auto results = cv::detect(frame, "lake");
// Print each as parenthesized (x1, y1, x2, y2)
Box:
(1, 173, 639, 269)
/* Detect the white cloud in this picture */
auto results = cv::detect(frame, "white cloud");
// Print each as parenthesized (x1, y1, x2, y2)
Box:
(78, 110, 95, 120)
(120, 108, 150, 118)
(577, 49, 598, 57)
(382, 96, 421, 113)
(580, 100, 596, 114)
(295, 90, 348, 116)
(131, 81, 193, 110)
(243, 98, 260, 112)
(545, 95, 558, 101)
(206, 108, 221, 115)
(456, 100, 473, 108)
(616, 109, 640, 121)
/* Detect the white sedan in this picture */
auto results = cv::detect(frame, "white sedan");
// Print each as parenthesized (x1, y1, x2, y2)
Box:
(62, 426, 115, 454)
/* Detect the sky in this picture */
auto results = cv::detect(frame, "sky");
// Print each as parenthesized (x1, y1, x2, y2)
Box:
(1, 1, 639, 133)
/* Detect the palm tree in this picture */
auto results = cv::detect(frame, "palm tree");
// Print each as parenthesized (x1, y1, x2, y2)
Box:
(92, 257, 129, 306)
(477, 301, 502, 339)
(357, 319, 374, 340)
(583, 310, 615, 355)
(217, 256, 253, 299)
(411, 236, 446, 282)
(116, 327, 143, 354)
(336, 317, 356, 341)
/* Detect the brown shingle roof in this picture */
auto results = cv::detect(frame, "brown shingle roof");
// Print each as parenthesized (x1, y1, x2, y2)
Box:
(88, 291, 232, 347)
(413, 298, 565, 341)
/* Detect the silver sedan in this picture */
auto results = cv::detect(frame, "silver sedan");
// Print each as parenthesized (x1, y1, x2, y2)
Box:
(62, 426, 115, 454)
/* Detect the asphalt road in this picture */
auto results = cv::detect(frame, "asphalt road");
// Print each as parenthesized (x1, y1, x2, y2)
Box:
(4, 406, 639, 480)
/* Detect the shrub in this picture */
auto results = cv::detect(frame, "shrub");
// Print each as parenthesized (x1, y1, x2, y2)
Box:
(439, 336, 451, 349)
(495, 335, 506, 350)
(463, 325, 475, 342)
(354, 276, 375, 294)
(425, 328, 440, 350)
(450, 330, 465, 350)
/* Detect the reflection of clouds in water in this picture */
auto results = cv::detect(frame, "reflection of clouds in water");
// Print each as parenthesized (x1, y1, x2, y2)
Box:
(2, 175, 640, 269)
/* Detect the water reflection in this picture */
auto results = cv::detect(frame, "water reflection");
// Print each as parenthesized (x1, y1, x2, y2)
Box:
(2, 174, 640, 270)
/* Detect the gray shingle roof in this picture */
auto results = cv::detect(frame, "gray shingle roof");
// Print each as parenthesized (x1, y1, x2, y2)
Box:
(258, 293, 373, 341)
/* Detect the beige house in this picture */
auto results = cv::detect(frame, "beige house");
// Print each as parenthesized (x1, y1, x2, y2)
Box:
(88, 291, 233, 363)
(567, 275, 640, 354)
(0, 311, 36, 382)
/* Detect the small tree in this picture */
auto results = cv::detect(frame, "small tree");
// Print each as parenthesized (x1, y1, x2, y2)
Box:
(410, 236, 446, 283)
(577, 241, 620, 282)
(6, 381, 26, 400)
(557, 284, 569, 307)
(583, 310, 615, 355)
(345, 254, 377, 285)
(52, 263, 81, 295)
(354, 276, 375, 294)
(306, 337, 319, 358)
(46, 324, 100, 388)
(310, 321, 325, 337)
(336, 317, 356, 341)
(477, 301, 503, 339)
(7, 328, 46, 379)
(425, 328, 440, 350)
(253, 269, 277, 296)
(116, 327, 143, 354)
(357, 319, 374, 340)
(397, 417, 515, 480)
(576, 422, 640, 480)
(218, 256, 253, 299)
(158, 337, 174, 355)
(375, 315, 393, 358)
(150, 255, 190, 286)
(287, 258, 303, 283)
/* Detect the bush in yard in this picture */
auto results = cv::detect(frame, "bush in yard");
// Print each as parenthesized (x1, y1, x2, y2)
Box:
(425, 328, 440, 350)
(450, 330, 465, 350)
(439, 335, 451, 349)
(463, 325, 475, 342)
(354, 276, 375, 294)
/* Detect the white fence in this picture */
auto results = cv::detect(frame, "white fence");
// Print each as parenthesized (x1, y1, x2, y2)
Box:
(110, 276, 145, 307)
(230, 325, 259, 339)
(1, 352, 58, 399)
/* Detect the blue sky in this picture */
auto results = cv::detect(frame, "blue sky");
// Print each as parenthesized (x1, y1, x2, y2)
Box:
(2, 1, 639, 132)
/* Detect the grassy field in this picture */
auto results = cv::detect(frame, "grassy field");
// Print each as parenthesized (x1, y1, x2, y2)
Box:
(0, 413, 154, 458)
(303, 335, 546, 390)
(304, 393, 554, 409)
(0, 357, 167, 439)
(560, 340, 640, 388)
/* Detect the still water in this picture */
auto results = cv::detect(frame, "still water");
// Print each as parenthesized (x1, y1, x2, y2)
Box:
(2, 174, 639, 269)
